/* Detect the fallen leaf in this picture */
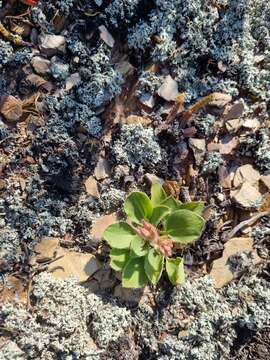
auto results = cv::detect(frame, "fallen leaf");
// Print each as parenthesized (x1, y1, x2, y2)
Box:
(98, 25, 115, 48)
(34, 237, 60, 261)
(225, 118, 242, 132)
(48, 250, 100, 281)
(210, 237, 257, 288)
(182, 126, 197, 137)
(25, 74, 52, 92)
(163, 180, 181, 198)
(218, 165, 232, 188)
(0, 276, 27, 304)
(233, 164, 260, 187)
(94, 157, 110, 180)
(208, 136, 238, 154)
(189, 138, 206, 165)
(90, 212, 117, 244)
(0, 95, 23, 122)
(207, 92, 232, 108)
(223, 101, 245, 121)
(157, 75, 178, 101)
(231, 182, 263, 209)
(85, 176, 100, 199)
(123, 115, 151, 126)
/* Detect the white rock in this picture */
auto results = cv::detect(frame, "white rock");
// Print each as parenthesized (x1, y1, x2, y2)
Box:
(65, 72, 81, 91)
(260, 175, 270, 189)
(231, 182, 263, 209)
(31, 56, 51, 75)
(98, 25, 115, 48)
(39, 34, 66, 55)
(157, 75, 178, 101)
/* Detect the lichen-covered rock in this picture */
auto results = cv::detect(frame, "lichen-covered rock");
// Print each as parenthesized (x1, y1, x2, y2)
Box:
(202, 152, 224, 174)
(0, 272, 132, 359)
(112, 124, 162, 169)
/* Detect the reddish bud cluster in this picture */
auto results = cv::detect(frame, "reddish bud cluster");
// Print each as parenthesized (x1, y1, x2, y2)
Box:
(134, 220, 174, 257)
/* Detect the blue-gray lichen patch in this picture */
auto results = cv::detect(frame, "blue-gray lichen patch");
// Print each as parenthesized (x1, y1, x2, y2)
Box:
(111, 124, 162, 169)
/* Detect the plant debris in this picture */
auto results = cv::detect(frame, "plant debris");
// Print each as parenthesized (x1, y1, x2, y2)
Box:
(0, 0, 270, 358)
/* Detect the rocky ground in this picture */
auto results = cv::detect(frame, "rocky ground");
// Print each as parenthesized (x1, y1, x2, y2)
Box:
(0, 0, 270, 359)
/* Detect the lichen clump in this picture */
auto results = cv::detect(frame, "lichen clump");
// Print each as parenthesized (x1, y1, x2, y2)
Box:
(112, 124, 162, 169)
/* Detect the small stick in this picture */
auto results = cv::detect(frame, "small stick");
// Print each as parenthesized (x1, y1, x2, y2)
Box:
(226, 211, 270, 240)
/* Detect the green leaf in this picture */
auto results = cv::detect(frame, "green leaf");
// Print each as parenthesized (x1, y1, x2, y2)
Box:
(103, 221, 137, 249)
(144, 248, 164, 284)
(122, 257, 148, 288)
(124, 192, 153, 223)
(166, 257, 185, 285)
(149, 205, 170, 226)
(109, 248, 130, 271)
(150, 182, 167, 206)
(130, 236, 148, 257)
(161, 196, 181, 211)
(176, 201, 204, 215)
(165, 210, 205, 243)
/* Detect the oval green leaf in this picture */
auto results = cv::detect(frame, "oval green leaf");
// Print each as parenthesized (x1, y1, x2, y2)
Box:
(165, 210, 205, 243)
(103, 221, 137, 249)
(144, 248, 164, 284)
(166, 257, 185, 285)
(161, 196, 181, 211)
(149, 205, 170, 226)
(130, 236, 148, 257)
(151, 182, 167, 206)
(122, 257, 148, 288)
(124, 192, 153, 224)
(109, 248, 130, 271)
(176, 201, 204, 215)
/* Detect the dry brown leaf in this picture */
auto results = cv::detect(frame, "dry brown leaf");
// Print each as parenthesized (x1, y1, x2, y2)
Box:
(207, 136, 238, 154)
(0, 95, 23, 122)
(233, 164, 260, 187)
(207, 92, 232, 107)
(210, 237, 260, 288)
(48, 250, 100, 281)
(25, 74, 53, 92)
(0, 276, 27, 304)
(84, 176, 100, 199)
(163, 180, 181, 198)
(223, 101, 245, 121)
(123, 115, 151, 126)
(34, 237, 60, 261)
(189, 138, 206, 165)
(225, 118, 242, 132)
(98, 25, 115, 48)
(218, 165, 232, 188)
(90, 212, 117, 244)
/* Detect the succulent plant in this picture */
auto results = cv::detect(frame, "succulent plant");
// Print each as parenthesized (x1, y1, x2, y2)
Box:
(103, 183, 205, 288)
